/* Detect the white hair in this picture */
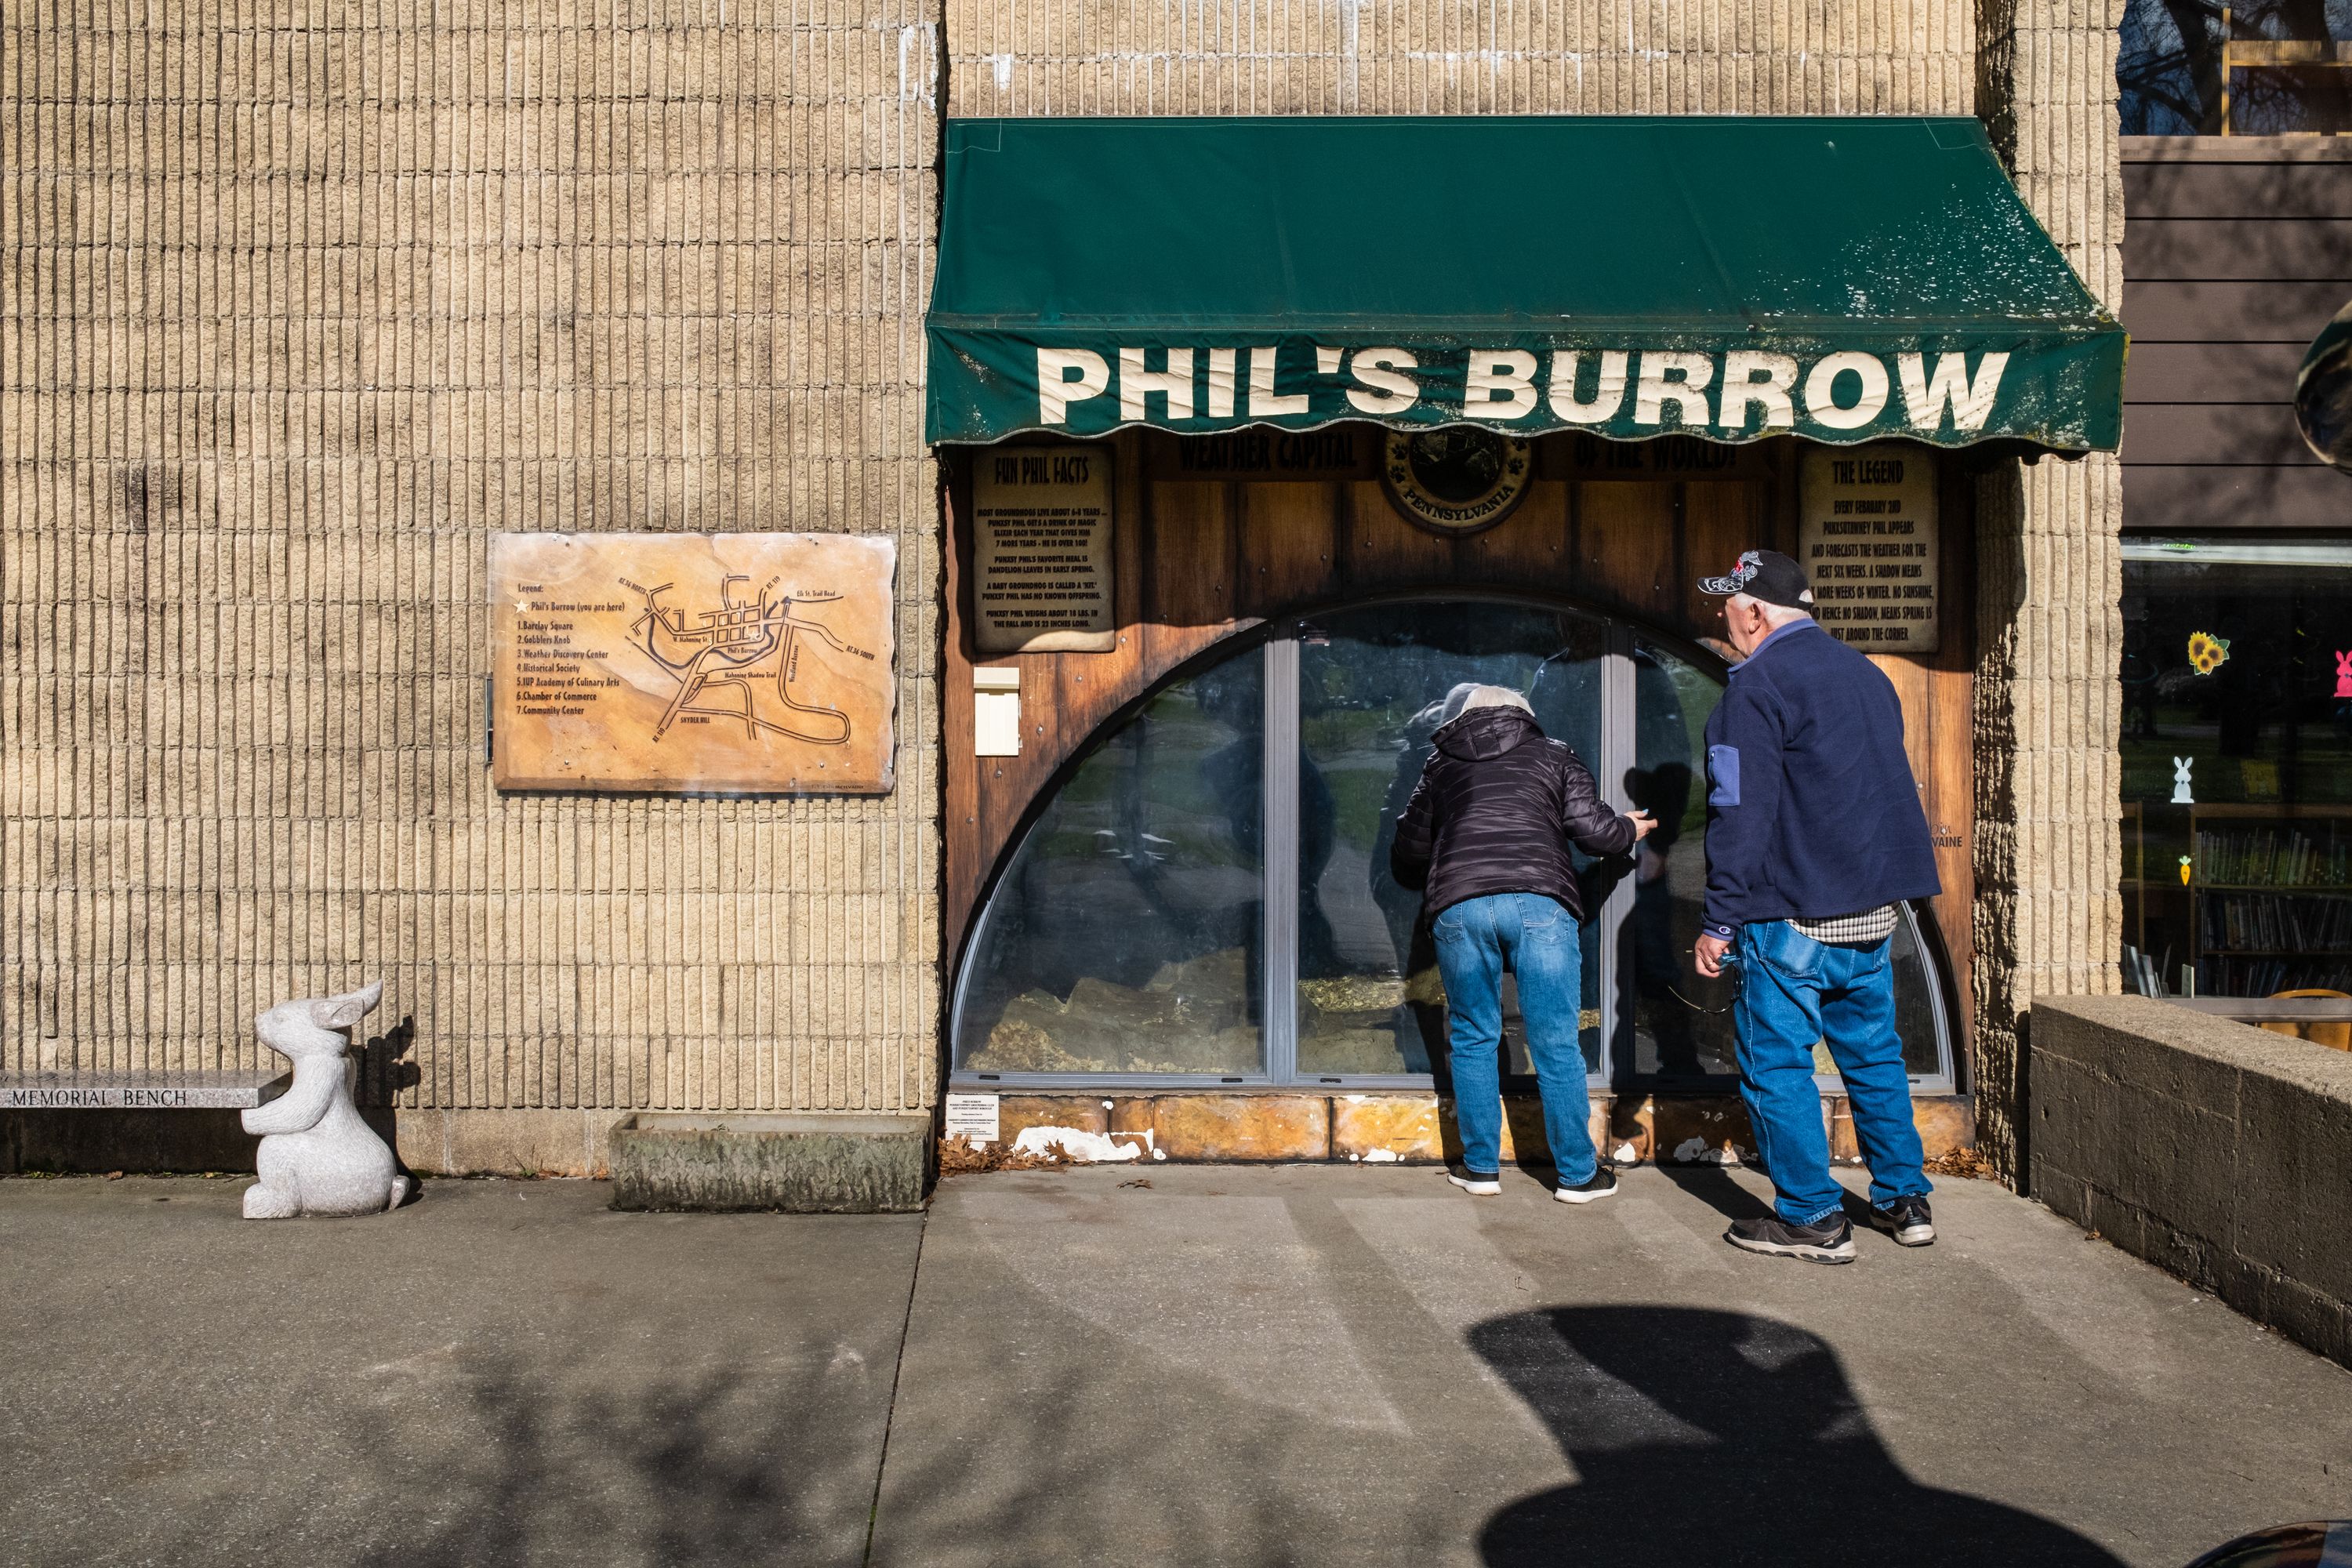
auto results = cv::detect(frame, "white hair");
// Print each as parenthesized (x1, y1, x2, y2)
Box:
(1728, 592, 1812, 628)
(1436, 682, 1532, 729)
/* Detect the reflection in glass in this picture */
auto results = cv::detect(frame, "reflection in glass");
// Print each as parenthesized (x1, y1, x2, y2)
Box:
(2122, 548, 2352, 997)
(1624, 641, 1738, 1078)
(954, 649, 1266, 1075)
(1628, 640, 1947, 1082)
(1296, 602, 1608, 1078)
(2119, 0, 2352, 135)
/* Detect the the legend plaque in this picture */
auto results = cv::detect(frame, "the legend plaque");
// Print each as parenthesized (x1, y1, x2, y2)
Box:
(491, 532, 896, 793)
(973, 444, 1116, 654)
(1799, 443, 1940, 654)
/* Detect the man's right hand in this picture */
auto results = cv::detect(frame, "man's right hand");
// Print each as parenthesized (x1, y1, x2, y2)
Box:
(1624, 809, 1657, 842)
(1694, 932, 1731, 978)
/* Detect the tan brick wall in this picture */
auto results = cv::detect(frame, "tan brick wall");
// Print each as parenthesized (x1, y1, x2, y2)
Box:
(1973, 0, 2128, 1174)
(947, 0, 1980, 115)
(4, 0, 2124, 1175)
(2, 0, 946, 1155)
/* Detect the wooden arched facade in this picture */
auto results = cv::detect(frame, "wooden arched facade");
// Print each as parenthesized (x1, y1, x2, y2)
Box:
(942, 426, 1979, 1051)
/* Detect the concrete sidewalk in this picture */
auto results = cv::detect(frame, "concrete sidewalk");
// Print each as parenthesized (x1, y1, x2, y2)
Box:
(878, 1163, 2352, 1568)
(3, 1166, 2347, 1566)
(0, 1176, 923, 1567)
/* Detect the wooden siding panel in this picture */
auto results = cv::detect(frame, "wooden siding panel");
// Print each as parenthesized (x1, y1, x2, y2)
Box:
(2121, 279, 2350, 342)
(1575, 483, 1679, 622)
(2125, 341, 2310, 402)
(2122, 465, 2352, 529)
(2120, 403, 2319, 466)
(2124, 160, 2352, 218)
(2124, 218, 2352, 281)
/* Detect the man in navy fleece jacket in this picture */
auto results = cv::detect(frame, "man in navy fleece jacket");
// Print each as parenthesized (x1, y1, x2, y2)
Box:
(1691, 550, 1943, 1265)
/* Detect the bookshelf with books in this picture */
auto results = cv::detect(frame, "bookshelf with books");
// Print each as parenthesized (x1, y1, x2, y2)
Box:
(2124, 804, 2352, 998)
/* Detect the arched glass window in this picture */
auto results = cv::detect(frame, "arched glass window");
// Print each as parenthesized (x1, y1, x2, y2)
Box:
(954, 599, 1955, 1091)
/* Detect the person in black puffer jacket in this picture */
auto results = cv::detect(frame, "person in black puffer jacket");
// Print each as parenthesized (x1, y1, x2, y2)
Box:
(1391, 685, 1653, 1203)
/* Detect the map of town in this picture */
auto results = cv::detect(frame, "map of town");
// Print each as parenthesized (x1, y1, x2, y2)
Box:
(491, 532, 897, 794)
(622, 573, 873, 746)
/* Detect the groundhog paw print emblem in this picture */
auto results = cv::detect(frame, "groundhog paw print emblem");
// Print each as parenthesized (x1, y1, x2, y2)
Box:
(2187, 630, 2231, 675)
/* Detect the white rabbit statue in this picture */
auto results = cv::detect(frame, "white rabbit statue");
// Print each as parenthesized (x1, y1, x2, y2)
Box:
(240, 981, 412, 1219)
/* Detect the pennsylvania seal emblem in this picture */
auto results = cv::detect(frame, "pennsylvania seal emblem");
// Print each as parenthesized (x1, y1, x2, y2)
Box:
(1381, 429, 1534, 536)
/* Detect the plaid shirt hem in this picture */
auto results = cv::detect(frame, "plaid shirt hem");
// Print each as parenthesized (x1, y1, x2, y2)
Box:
(1788, 905, 1900, 946)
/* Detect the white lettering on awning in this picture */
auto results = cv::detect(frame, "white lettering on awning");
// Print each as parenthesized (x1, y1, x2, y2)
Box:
(1346, 348, 1419, 414)
(1463, 350, 1539, 419)
(1805, 351, 1891, 430)
(1550, 350, 1629, 423)
(1635, 352, 1715, 427)
(1719, 350, 1799, 433)
(1036, 348, 1110, 425)
(1898, 351, 2008, 433)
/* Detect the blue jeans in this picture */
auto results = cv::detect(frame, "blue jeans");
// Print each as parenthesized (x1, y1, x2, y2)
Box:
(1733, 919, 1931, 1225)
(1433, 893, 1597, 1187)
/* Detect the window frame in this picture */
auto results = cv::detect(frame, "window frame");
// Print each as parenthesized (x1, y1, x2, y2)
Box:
(949, 597, 1958, 1095)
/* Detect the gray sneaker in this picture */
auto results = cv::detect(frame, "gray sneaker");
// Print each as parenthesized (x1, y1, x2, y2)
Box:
(1726, 1212, 1858, 1264)
(1867, 1194, 1936, 1247)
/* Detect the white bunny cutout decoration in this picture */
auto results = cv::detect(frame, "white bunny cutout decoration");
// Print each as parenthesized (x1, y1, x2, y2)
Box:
(240, 982, 412, 1219)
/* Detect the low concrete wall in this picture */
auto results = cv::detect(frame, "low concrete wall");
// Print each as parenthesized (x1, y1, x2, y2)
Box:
(2031, 995, 2352, 1369)
(608, 1112, 931, 1214)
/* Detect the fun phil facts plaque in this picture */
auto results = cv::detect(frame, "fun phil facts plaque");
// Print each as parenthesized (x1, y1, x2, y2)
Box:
(1798, 444, 1940, 654)
(973, 444, 1116, 654)
(491, 532, 896, 793)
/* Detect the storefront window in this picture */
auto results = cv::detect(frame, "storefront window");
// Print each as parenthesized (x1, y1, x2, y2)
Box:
(1294, 602, 1606, 1080)
(2120, 0, 2352, 135)
(1622, 641, 1947, 1081)
(2121, 540, 2352, 997)
(956, 650, 1268, 1076)
(956, 599, 1956, 1087)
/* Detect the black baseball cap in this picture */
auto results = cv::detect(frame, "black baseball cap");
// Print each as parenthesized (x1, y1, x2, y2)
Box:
(1697, 549, 1814, 611)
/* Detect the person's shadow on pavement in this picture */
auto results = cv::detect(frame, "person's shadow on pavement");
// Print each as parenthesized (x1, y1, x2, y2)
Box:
(1470, 1305, 2126, 1567)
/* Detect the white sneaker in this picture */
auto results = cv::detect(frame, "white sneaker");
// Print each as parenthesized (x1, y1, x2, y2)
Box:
(1446, 1170, 1501, 1196)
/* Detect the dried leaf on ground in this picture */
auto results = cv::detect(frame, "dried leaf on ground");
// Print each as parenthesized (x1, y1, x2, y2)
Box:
(1923, 1145, 1993, 1181)
(937, 1134, 1067, 1175)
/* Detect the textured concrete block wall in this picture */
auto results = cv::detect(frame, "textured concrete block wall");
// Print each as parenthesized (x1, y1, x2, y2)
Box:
(946, 0, 1981, 115)
(2032, 996, 2352, 1369)
(1974, 0, 2127, 1174)
(2, 0, 945, 1170)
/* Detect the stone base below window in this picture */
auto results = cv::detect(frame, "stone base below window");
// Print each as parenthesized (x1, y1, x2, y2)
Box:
(969, 1090, 1976, 1169)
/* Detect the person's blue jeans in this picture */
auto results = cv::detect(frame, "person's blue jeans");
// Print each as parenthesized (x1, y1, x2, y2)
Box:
(1433, 892, 1597, 1187)
(1732, 919, 1931, 1225)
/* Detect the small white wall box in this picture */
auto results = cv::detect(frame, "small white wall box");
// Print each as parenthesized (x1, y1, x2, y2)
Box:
(975, 666, 1021, 757)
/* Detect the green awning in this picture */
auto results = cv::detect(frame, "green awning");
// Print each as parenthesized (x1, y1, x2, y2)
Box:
(924, 115, 2125, 452)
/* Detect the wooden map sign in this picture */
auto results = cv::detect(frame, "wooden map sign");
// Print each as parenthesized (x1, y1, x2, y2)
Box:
(973, 444, 1116, 654)
(1798, 443, 1940, 654)
(490, 532, 896, 794)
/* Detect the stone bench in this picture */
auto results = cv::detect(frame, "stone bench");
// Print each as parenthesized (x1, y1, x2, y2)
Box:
(1, 1070, 290, 1173)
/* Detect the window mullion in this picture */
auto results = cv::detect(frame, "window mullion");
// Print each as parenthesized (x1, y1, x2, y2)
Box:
(1599, 623, 1639, 1087)
(1262, 630, 1302, 1084)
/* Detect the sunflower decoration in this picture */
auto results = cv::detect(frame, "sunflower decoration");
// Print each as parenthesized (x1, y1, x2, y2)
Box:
(2187, 630, 2232, 675)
